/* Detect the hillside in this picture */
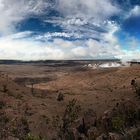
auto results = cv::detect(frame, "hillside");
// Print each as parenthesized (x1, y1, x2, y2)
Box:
(0, 63, 140, 139)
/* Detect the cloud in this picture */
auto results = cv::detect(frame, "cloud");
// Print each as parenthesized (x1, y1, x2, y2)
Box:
(43, 0, 122, 43)
(117, 50, 140, 61)
(0, 30, 139, 61)
(45, 0, 121, 40)
(126, 5, 140, 18)
(57, 0, 120, 21)
(0, 30, 124, 60)
(0, 33, 65, 60)
(0, 0, 120, 38)
(122, 34, 140, 49)
(130, 5, 140, 16)
(0, 0, 51, 34)
(44, 18, 119, 41)
(0, 0, 139, 61)
(35, 32, 82, 40)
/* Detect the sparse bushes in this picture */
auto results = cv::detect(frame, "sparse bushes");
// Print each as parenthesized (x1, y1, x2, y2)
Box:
(109, 101, 137, 131)
(137, 108, 140, 120)
(42, 115, 50, 125)
(52, 99, 81, 139)
(3, 84, 8, 93)
(0, 112, 9, 139)
(24, 133, 43, 140)
(52, 115, 61, 129)
(51, 99, 140, 139)
(31, 83, 34, 95)
(125, 107, 137, 127)
(16, 94, 23, 100)
(62, 99, 81, 132)
(131, 79, 140, 96)
(0, 101, 6, 109)
(0, 113, 9, 125)
(12, 117, 30, 139)
(53, 99, 81, 129)
(57, 93, 64, 101)
(112, 116, 125, 132)
(60, 99, 81, 139)
(23, 103, 34, 117)
(77, 109, 97, 137)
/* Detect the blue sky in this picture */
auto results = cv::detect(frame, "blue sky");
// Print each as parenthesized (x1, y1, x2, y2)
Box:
(0, 0, 140, 60)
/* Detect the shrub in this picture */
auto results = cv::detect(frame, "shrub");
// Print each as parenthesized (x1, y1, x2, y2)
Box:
(24, 133, 43, 140)
(112, 116, 124, 133)
(52, 99, 81, 139)
(42, 115, 50, 125)
(0, 101, 6, 109)
(31, 83, 34, 95)
(0, 114, 9, 125)
(62, 99, 81, 134)
(12, 117, 30, 139)
(0, 113, 9, 139)
(131, 79, 140, 96)
(57, 93, 64, 101)
(125, 108, 137, 126)
(52, 115, 61, 129)
(3, 84, 8, 93)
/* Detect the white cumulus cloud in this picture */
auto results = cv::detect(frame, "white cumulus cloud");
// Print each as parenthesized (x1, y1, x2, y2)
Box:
(0, 0, 50, 34)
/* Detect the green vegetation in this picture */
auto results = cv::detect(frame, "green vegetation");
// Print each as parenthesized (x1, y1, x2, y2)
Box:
(112, 116, 124, 132)
(25, 133, 43, 140)
(0, 101, 6, 109)
(12, 117, 30, 139)
(62, 99, 81, 131)
(52, 99, 81, 139)
(42, 115, 50, 125)
(3, 84, 8, 92)
(0, 113, 9, 125)
(57, 93, 64, 101)
(131, 79, 140, 96)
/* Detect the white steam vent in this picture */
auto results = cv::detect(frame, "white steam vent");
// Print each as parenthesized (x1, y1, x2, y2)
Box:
(85, 62, 130, 69)
(99, 62, 121, 68)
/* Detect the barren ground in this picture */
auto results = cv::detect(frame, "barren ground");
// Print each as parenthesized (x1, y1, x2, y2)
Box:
(0, 61, 140, 139)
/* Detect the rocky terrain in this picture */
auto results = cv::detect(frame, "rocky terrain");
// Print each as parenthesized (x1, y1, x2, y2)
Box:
(0, 60, 140, 140)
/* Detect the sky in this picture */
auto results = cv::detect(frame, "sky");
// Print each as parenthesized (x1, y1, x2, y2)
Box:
(0, 0, 140, 60)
